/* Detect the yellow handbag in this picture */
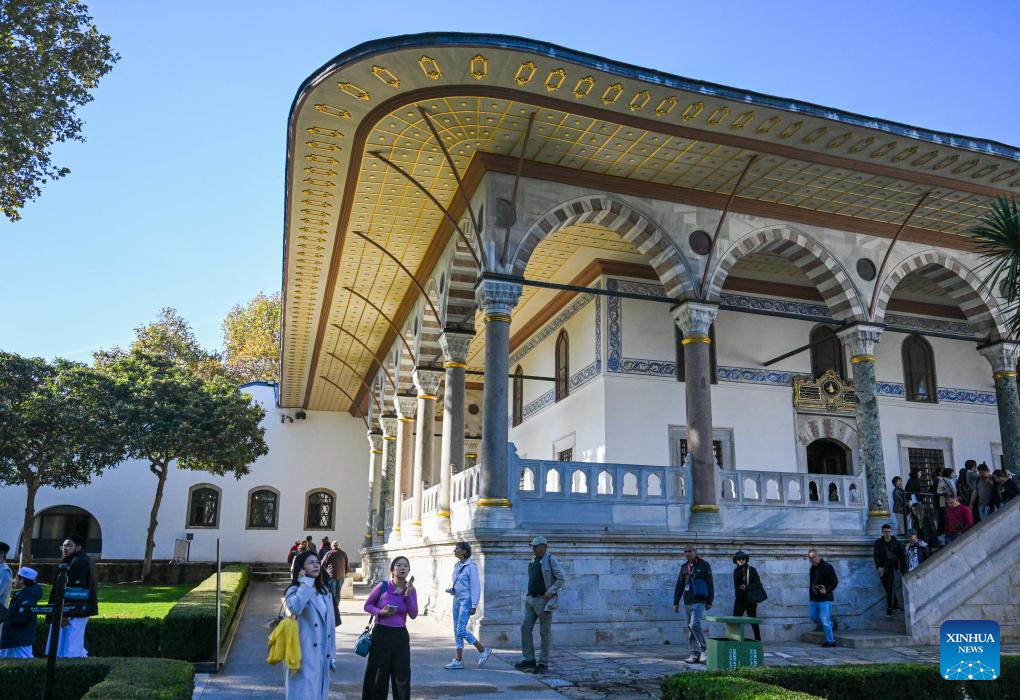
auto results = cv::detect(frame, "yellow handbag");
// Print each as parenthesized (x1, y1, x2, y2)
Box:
(267, 616, 301, 671)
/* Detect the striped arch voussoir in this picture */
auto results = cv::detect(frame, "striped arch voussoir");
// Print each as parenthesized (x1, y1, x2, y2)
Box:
(874, 251, 1005, 339)
(511, 195, 696, 299)
(706, 226, 866, 322)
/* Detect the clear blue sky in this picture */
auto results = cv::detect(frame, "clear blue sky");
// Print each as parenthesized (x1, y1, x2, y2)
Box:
(3, 0, 1017, 361)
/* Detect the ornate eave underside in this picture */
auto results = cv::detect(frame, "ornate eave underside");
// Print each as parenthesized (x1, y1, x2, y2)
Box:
(281, 33, 1020, 412)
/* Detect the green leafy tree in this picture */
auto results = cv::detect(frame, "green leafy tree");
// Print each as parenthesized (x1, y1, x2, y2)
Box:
(101, 351, 268, 580)
(1, 0, 119, 221)
(968, 196, 1020, 337)
(222, 291, 281, 383)
(97, 307, 226, 380)
(0, 352, 125, 565)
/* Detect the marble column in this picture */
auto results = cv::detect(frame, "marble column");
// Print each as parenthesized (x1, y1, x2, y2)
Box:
(839, 324, 888, 534)
(474, 278, 522, 530)
(376, 415, 397, 545)
(364, 431, 383, 550)
(390, 395, 416, 543)
(979, 341, 1020, 473)
(439, 331, 473, 528)
(463, 437, 481, 471)
(409, 368, 443, 539)
(672, 301, 721, 530)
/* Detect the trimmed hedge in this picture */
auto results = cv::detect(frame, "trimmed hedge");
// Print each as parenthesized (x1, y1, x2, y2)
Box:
(732, 663, 960, 700)
(965, 655, 1020, 700)
(662, 674, 821, 699)
(33, 617, 163, 658)
(158, 564, 250, 661)
(0, 657, 193, 699)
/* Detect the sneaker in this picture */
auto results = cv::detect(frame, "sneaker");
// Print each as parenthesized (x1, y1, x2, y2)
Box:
(684, 654, 699, 663)
(821, 641, 837, 648)
(514, 659, 536, 671)
(697, 652, 707, 664)
(530, 663, 549, 674)
(478, 648, 492, 667)
(444, 660, 464, 670)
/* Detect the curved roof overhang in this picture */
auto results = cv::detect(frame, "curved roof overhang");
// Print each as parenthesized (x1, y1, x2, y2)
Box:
(281, 32, 1020, 412)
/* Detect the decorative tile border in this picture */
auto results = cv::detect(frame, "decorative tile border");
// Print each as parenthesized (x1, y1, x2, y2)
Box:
(719, 292, 829, 318)
(876, 381, 996, 406)
(519, 361, 600, 422)
(717, 366, 810, 386)
(884, 313, 973, 337)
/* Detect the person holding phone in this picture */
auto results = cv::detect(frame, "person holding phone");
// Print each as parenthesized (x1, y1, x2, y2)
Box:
(807, 548, 838, 648)
(362, 556, 418, 700)
(283, 551, 336, 700)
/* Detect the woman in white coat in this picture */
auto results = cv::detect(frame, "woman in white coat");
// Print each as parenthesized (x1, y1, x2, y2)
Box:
(284, 551, 337, 700)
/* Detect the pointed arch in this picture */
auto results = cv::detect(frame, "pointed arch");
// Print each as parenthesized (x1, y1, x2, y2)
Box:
(704, 225, 867, 322)
(555, 329, 569, 402)
(510, 195, 697, 300)
(872, 250, 1005, 339)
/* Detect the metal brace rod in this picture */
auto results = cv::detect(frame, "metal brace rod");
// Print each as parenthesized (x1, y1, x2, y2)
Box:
(344, 286, 416, 359)
(318, 375, 370, 429)
(353, 231, 442, 326)
(330, 324, 395, 388)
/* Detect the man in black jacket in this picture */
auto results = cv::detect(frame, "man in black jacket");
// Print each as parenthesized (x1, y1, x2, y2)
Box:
(873, 524, 906, 615)
(807, 549, 837, 648)
(47, 535, 98, 657)
(673, 545, 713, 665)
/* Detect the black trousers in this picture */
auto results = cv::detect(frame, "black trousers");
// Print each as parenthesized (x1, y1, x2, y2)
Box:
(732, 597, 761, 641)
(362, 625, 411, 700)
(880, 566, 899, 610)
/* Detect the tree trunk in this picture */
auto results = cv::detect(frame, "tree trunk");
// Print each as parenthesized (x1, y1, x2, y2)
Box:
(20, 479, 38, 567)
(142, 461, 168, 582)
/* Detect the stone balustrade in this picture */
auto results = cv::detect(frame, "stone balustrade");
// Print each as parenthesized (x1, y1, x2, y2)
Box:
(422, 483, 440, 515)
(399, 497, 413, 525)
(452, 466, 479, 503)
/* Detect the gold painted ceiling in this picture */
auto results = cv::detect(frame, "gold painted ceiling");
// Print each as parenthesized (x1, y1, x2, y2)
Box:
(282, 34, 1020, 411)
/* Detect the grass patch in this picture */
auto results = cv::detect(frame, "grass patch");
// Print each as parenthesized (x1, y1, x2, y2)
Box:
(37, 583, 194, 619)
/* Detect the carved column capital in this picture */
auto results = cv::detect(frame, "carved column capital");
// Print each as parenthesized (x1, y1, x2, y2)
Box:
(394, 394, 418, 420)
(367, 432, 383, 452)
(838, 324, 883, 361)
(412, 368, 444, 398)
(979, 341, 1020, 377)
(671, 301, 719, 338)
(440, 330, 474, 365)
(475, 278, 522, 319)
(378, 415, 398, 438)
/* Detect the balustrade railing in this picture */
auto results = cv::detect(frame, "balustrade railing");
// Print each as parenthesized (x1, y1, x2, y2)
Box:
(399, 497, 413, 524)
(422, 484, 440, 514)
(717, 469, 866, 508)
(513, 459, 689, 502)
(452, 466, 480, 503)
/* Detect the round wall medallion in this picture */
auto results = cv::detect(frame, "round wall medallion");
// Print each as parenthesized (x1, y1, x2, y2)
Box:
(468, 403, 480, 415)
(689, 230, 711, 255)
(856, 258, 877, 281)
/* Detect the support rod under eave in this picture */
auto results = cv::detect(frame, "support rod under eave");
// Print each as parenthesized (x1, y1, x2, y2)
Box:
(319, 375, 371, 428)
(343, 286, 416, 360)
(325, 351, 384, 411)
(501, 111, 537, 266)
(699, 154, 759, 299)
(418, 106, 482, 238)
(330, 324, 396, 388)
(868, 189, 933, 320)
(352, 231, 443, 326)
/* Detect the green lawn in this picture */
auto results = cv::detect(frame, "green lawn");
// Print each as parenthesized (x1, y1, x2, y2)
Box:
(38, 583, 195, 619)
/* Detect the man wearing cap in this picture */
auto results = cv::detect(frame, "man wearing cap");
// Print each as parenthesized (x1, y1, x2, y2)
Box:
(0, 566, 43, 658)
(47, 535, 99, 657)
(514, 535, 565, 674)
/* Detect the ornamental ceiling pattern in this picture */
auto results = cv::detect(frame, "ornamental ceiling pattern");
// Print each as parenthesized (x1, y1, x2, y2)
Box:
(283, 35, 1020, 411)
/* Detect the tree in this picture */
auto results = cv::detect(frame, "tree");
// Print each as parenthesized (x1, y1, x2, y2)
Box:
(101, 351, 268, 580)
(97, 307, 226, 381)
(222, 291, 281, 384)
(1, 0, 119, 221)
(0, 352, 125, 565)
(968, 196, 1020, 337)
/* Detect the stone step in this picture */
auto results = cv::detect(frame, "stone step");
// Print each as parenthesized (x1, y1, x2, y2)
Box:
(800, 630, 914, 649)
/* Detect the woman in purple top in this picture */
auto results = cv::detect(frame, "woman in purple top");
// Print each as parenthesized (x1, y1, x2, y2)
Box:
(362, 556, 418, 700)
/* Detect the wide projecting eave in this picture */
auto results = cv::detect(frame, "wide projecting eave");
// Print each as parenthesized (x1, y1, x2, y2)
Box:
(279, 32, 1020, 414)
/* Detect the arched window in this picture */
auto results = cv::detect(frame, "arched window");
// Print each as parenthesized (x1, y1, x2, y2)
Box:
(247, 488, 279, 529)
(810, 325, 844, 379)
(676, 324, 717, 383)
(305, 490, 335, 530)
(555, 330, 569, 402)
(512, 365, 524, 426)
(187, 485, 220, 528)
(902, 335, 937, 403)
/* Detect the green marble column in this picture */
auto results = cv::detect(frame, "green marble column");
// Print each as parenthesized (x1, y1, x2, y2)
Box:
(376, 415, 397, 546)
(979, 342, 1020, 472)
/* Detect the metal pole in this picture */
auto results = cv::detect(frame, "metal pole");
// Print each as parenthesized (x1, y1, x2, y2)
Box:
(42, 563, 69, 700)
(215, 538, 222, 672)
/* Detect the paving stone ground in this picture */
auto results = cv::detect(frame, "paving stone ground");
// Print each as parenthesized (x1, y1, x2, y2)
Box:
(195, 581, 1020, 699)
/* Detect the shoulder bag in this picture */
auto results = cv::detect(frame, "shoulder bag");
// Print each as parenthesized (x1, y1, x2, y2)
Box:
(744, 567, 768, 604)
(354, 580, 387, 657)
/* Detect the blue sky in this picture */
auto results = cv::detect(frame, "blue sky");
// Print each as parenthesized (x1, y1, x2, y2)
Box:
(3, 0, 1017, 361)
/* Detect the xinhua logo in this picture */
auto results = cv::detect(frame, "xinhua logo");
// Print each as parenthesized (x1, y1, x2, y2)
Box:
(940, 620, 1000, 680)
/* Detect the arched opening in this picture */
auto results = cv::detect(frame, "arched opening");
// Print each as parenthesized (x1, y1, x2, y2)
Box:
(555, 330, 569, 402)
(305, 489, 336, 530)
(806, 439, 851, 476)
(512, 365, 524, 426)
(810, 324, 845, 379)
(187, 484, 221, 528)
(30, 506, 102, 560)
(902, 335, 938, 403)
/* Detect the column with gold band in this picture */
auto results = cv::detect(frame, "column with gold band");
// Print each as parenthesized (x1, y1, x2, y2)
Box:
(390, 394, 416, 543)
(672, 301, 721, 530)
(364, 431, 383, 550)
(839, 324, 889, 533)
(376, 415, 397, 545)
(980, 342, 1020, 472)
(438, 331, 474, 528)
(473, 278, 522, 530)
(410, 368, 443, 539)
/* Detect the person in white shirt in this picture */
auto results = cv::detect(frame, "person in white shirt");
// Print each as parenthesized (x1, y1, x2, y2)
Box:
(444, 541, 491, 670)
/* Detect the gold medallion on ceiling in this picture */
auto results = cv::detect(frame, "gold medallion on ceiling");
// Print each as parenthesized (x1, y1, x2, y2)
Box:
(731, 111, 754, 130)
(992, 168, 1019, 184)
(314, 104, 350, 119)
(825, 132, 853, 150)
(655, 96, 677, 117)
(952, 159, 979, 175)
(849, 137, 874, 154)
(681, 102, 704, 121)
(337, 82, 370, 100)
(545, 68, 566, 92)
(305, 154, 339, 164)
(629, 91, 651, 111)
(515, 61, 536, 85)
(301, 199, 332, 208)
(307, 126, 343, 138)
(932, 154, 958, 170)
(306, 141, 342, 152)
(470, 54, 488, 80)
(302, 178, 335, 188)
(779, 121, 803, 139)
(870, 142, 896, 158)
(573, 76, 595, 98)
(756, 116, 781, 134)
(893, 146, 918, 162)
(371, 66, 400, 88)
(302, 188, 332, 198)
(602, 83, 623, 105)
(304, 167, 337, 177)
(418, 55, 442, 80)
(912, 150, 939, 167)
(973, 164, 998, 179)
(707, 107, 730, 125)
(802, 127, 827, 144)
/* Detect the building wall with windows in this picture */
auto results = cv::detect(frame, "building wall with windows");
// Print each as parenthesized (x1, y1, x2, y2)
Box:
(0, 384, 370, 564)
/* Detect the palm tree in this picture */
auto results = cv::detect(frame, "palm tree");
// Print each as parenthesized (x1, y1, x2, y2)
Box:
(968, 196, 1020, 338)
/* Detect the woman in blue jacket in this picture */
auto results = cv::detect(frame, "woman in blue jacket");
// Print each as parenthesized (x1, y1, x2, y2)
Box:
(0, 567, 42, 658)
(443, 542, 491, 669)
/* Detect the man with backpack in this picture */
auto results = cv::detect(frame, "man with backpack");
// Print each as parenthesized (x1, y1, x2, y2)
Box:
(673, 545, 714, 665)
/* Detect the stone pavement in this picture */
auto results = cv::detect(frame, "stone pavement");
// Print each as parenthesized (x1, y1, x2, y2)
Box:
(195, 581, 1020, 699)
